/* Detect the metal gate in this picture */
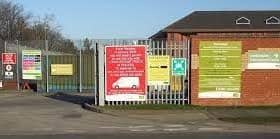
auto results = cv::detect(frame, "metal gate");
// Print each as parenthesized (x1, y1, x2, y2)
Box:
(1, 39, 190, 105)
(94, 39, 190, 105)
(1, 40, 96, 93)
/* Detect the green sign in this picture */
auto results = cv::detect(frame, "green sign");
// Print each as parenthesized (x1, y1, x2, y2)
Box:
(199, 41, 242, 98)
(248, 52, 280, 69)
(172, 58, 187, 76)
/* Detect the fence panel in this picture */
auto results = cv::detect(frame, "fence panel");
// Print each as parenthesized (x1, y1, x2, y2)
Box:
(0, 39, 189, 106)
(95, 39, 190, 105)
(1, 40, 96, 94)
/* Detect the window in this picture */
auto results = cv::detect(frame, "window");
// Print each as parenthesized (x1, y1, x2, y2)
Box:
(266, 16, 280, 24)
(236, 17, 251, 24)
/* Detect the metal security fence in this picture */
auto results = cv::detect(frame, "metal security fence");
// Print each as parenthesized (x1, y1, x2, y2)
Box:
(0, 39, 190, 106)
(0, 40, 96, 93)
(94, 39, 190, 105)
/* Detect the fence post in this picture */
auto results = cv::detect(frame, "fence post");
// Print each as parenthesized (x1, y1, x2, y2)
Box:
(46, 39, 49, 93)
(94, 41, 98, 105)
(16, 40, 20, 91)
(1, 41, 6, 78)
(79, 40, 82, 93)
(4, 41, 6, 52)
(98, 44, 105, 106)
(187, 39, 191, 104)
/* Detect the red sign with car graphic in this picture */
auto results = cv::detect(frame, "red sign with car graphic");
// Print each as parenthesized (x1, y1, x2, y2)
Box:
(105, 45, 147, 101)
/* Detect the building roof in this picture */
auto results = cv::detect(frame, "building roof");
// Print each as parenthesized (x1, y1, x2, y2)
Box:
(151, 11, 280, 38)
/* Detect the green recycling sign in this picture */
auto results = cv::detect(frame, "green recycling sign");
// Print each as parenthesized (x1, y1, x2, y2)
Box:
(172, 58, 187, 76)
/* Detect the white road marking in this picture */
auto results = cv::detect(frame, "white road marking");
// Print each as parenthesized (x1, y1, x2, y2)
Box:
(198, 127, 223, 131)
(99, 126, 124, 129)
(130, 129, 145, 132)
(128, 125, 154, 129)
(162, 124, 185, 128)
(130, 128, 158, 132)
(163, 128, 189, 132)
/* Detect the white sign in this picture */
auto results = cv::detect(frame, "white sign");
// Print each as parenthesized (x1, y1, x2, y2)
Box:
(5, 65, 12, 71)
(5, 72, 13, 79)
(248, 52, 280, 69)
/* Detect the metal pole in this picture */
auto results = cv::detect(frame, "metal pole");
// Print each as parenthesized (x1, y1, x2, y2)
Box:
(94, 41, 98, 105)
(98, 44, 105, 106)
(16, 40, 20, 91)
(187, 39, 191, 104)
(45, 27, 49, 93)
(79, 40, 82, 93)
(2, 41, 6, 77)
(182, 41, 186, 105)
(4, 41, 6, 52)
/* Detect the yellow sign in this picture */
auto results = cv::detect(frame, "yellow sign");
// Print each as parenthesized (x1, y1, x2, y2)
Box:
(51, 64, 73, 75)
(148, 55, 170, 85)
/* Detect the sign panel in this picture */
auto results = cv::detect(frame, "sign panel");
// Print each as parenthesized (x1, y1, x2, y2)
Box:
(22, 50, 42, 80)
(3, 64, 15, 80)
(105, 45, 147, 101)
(172, 58, 187, 76)
(248, 52, 280, 69)
(5, 65, 12, 71)
(51, 64, 73, 75)
(199, 41, 242, 98)
(5, 71, 13, 79)
(2, 53, 16, 64)
(148, 55, 170, 85)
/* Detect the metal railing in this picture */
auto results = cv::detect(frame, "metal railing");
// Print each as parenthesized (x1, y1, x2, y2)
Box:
(94, 39, 190, 105)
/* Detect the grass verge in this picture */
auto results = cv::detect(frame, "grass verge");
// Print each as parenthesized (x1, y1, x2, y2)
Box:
(100, 104, 280, 110)
(101, 104, 206, 110)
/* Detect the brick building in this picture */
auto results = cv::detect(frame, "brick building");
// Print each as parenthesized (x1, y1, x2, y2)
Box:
(151, 11, 280, 106)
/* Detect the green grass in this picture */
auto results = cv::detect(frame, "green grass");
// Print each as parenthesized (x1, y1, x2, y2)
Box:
(100, 104, 280, 110)
(100, 104, 206, 110)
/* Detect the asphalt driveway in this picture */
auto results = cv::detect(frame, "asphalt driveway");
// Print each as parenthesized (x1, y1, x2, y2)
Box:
(0, 93, 280, 136)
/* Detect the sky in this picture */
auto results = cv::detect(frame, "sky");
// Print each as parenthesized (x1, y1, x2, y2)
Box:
(14, 0, 280, 39)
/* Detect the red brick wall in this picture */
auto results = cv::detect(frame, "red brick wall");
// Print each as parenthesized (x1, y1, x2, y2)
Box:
(190, 35, 280, 106)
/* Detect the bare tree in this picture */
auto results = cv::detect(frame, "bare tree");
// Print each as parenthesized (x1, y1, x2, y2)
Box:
(0, 0, 30, 40)
(0, 0, 77, 53)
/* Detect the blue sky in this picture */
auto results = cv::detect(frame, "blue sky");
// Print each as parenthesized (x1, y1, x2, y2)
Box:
(14, 0, 280, 39)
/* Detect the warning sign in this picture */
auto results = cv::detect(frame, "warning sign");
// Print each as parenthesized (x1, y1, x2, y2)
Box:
(105, 45, 147, 101)
(2, 53, 16, 65)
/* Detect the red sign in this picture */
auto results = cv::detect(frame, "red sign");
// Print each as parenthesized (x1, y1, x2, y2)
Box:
(2, 53, 16, 65)
(105, 45, 147, 101)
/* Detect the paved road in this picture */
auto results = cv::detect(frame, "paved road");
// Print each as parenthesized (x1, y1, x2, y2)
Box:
(0, 93, 280, 136)
(0, 133, 280, 139)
